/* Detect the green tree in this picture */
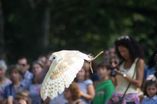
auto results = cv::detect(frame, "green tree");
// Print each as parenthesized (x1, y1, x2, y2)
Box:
(0, 0, 157, 63)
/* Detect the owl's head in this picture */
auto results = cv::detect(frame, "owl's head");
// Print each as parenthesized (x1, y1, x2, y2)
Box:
(49, 53, 63, 65)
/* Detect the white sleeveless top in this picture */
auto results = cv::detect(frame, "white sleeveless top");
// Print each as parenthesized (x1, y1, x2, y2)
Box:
(116, 58, 138, 94)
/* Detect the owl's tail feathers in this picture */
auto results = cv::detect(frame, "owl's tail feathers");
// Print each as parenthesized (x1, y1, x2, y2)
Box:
(92, 51, 104, 60)
(89, 51, 104, 73)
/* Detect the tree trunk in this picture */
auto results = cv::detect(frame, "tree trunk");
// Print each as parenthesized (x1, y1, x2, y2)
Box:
(0, 1, 5, 59)
(42, 4, 50, 49)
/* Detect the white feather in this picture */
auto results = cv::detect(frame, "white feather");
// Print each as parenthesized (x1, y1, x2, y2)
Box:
(40, 50, 92, 100)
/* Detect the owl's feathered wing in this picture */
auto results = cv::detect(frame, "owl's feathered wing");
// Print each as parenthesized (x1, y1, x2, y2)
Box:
(40, 50, 92, 100)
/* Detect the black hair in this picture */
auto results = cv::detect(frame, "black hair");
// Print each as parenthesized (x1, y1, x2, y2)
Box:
(115, 35, 144, 63)
(96, 63, 113, 71)
(143, 80, 157, 96)
(147, 49, 157, 69)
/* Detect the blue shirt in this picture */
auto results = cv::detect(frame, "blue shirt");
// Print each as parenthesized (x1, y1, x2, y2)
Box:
(29, 84, 42, 104)
(21, 70, 33, 89)
(3, 83, 25, 98)
(0, 78, 11, 99)
(144, 67, 156, 79)
(77, 79, 93, 104)
(142, 95, 157, 104)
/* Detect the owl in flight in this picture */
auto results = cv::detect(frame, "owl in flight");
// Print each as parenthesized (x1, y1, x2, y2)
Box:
(40, 50, 94, 100)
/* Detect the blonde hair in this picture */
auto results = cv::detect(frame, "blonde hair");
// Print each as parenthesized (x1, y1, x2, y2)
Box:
(68, 82, 80, 101)
(82, 61, 91, 79)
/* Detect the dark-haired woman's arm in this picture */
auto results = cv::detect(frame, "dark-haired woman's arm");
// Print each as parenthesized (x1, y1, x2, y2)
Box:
(115, 59, 144, 88)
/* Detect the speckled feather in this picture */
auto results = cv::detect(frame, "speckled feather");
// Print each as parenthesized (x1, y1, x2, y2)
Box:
(40, 50, 92, 100)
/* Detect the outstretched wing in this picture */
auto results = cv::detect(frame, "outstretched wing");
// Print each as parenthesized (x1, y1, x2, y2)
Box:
(40, 50, 92, 100)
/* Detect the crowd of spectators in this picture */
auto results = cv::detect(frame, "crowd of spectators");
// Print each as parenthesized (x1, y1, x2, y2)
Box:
(0, 55, 52, 104)
(0, 35, 157, 104)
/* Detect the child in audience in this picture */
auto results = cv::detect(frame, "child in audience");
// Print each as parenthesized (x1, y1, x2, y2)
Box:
(4, 65, 26, 104)
(75, 61, 95, 104)
(92, 63, 115, 104)
(14, 91, 31, 104)
(141, 80, 157, 104)
(64, 82, 84, 104)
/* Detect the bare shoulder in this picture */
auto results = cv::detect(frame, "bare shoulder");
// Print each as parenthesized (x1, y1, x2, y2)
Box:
(137, 58, 145, 65)
(136, 58, 145, 70)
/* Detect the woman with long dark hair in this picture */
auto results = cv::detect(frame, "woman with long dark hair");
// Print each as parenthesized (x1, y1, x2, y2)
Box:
(108, 35, 145, 104)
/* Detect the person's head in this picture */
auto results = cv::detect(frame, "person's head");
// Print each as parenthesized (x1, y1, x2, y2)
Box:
(0, 60, 7, 79)
(76, 68, 86, 81)
(64, 82, 80, 101)
(109, 48, 116, 57)
(115, 35, 143, 62)
(143, 80, 157, 97)
(9, 65, 22, 83)
(14, 91, 31, 104)
(82, 61, 91, 79)
(76, 61, 91, 81)
(109, 56, 119, 68)
(17, 57, 29, 73)
(44, 53, 52, 70)
(97, 63, 112, 80)
(32, 61, 44, 76)
(38, 55, 47, 67)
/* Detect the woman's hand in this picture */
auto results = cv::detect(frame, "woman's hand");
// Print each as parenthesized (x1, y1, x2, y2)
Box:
(114, 69, 124, 76)
(114, 70, 133, 83)
(115, 59, 144, 88)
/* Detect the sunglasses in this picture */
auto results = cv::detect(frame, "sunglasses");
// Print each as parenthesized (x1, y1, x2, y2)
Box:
(19, 63, 27, 67)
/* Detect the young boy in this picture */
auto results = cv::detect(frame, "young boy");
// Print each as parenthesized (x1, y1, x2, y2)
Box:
(4, 65, 26, 104)
(92, 63, 115, 104)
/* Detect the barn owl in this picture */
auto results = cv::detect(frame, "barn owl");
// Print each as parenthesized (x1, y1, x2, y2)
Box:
(40, 50, 93, 100)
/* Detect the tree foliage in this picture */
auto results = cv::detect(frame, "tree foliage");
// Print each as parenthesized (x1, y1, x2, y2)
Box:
(0, 0, 157, 62)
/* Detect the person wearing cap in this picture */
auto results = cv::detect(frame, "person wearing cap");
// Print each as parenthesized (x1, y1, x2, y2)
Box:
(0, 60, 11, 103)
